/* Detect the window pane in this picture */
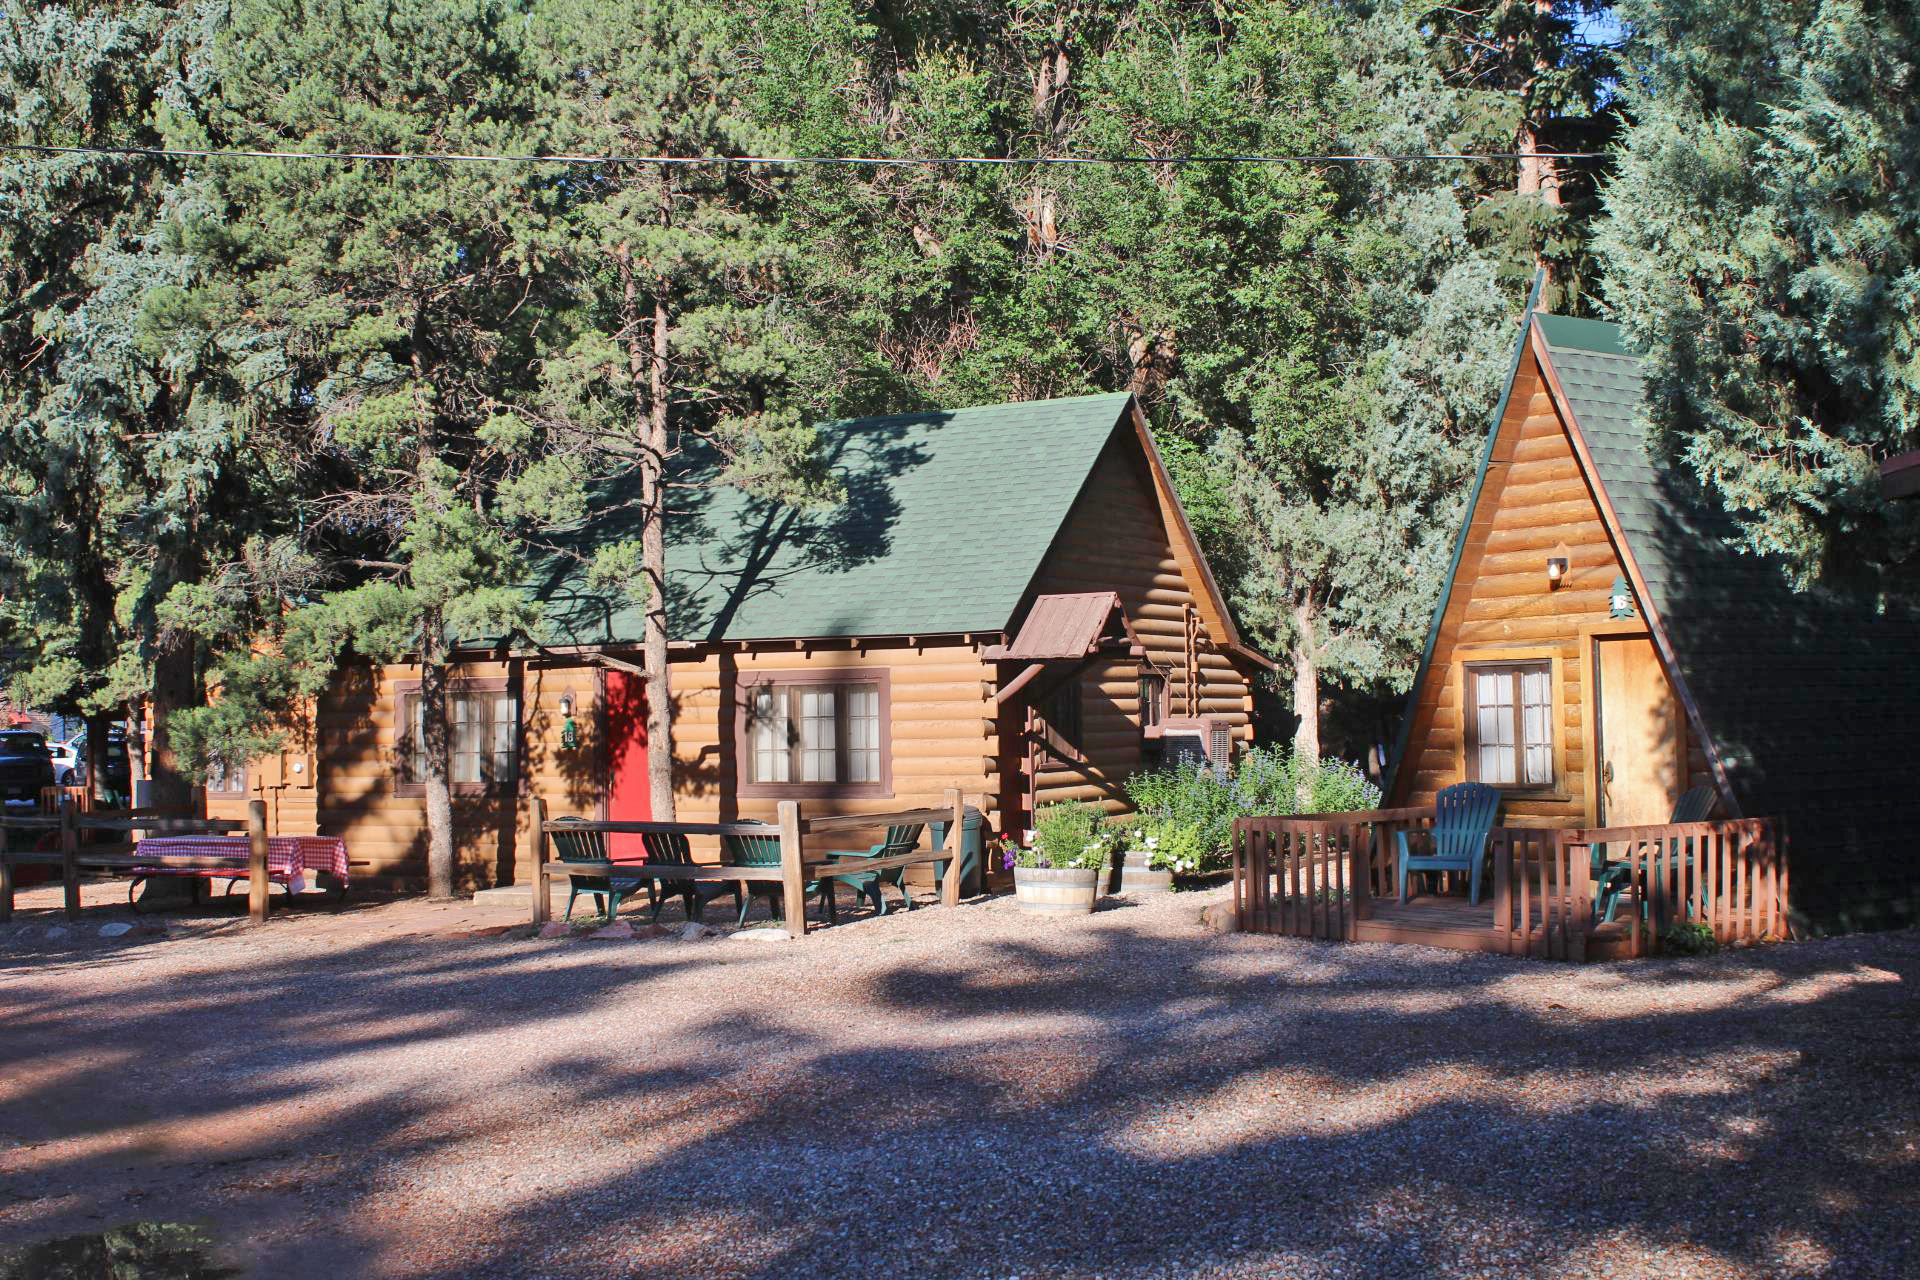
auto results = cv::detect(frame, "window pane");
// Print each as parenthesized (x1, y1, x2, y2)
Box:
(799, 687, 837, 782)
(490, 694, 516, 785)
(408, 695, 426, 783)
(450, 695, 481, 784)
(847, 687, 879, 783)
(1474, 670, 1515, 784)
(750, 688, 789, 783)
(1520, 667, 1553, 785)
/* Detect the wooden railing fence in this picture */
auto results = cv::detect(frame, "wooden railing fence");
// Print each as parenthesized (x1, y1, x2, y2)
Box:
(531, 787, 979, 939)
(1234, 811, 1788, 961)
(0, 797, 262, 923)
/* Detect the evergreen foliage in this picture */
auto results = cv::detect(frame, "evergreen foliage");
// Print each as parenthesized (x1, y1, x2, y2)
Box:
(1597, 0, 1920, 586)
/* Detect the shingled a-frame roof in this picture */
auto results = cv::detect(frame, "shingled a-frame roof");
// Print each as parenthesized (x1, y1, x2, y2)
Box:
(1392, 297, 1920, 929)
(534, 392, 1258, 664)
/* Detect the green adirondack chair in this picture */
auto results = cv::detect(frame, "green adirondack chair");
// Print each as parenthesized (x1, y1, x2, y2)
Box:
(1397, 782, 1501, 905)
(551, 817, 653, 921)
(640, 830, 741, 924)
(1593, 784, 1717, 924)
(725, 830, 837, 928)
(825, 824, 925, 915)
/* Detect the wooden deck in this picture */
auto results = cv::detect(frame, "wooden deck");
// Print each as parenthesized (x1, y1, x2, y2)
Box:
(1354, 893, 1631, 960)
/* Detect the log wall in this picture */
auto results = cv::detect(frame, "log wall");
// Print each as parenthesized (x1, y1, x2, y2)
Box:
(1024, 425, 1255, 815)
(1392, 343, 1688, 825)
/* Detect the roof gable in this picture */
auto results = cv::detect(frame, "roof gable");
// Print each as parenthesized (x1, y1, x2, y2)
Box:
(534, 393, 1134, 646)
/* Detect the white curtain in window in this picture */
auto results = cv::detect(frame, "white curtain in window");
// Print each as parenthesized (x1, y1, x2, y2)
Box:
(1520, 668, 1553, 785)
(846, 687, 879, 782)
(799, 687, 837, 782)
(751, 688, 790, 783)
(1475, 670, 1516, 784)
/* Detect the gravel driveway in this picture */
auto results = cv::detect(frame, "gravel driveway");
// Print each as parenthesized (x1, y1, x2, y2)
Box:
(1, 883, 1915, 1279)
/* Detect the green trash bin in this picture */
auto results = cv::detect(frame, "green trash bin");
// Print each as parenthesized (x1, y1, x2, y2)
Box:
(928, 805, 985, 898)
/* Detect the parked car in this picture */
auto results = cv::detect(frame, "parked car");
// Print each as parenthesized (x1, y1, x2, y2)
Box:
(0, 730, 55, 812)
(58, 728, 131, 797)
(49, 735, 82, 785)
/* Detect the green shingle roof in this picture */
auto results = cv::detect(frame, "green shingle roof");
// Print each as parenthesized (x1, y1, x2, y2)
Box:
(534, 392, 1134, 647)
(1536, 316, 1920, 929)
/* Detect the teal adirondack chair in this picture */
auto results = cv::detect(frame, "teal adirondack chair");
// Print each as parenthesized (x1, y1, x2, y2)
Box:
(552, 818, 653, 921)
(1398, 782, 1501, 906)
(640, 830, 741, 924)
(1593, 784, 1717, 924)
(825, 824, 926, 915)
(725, 830, 837, 927)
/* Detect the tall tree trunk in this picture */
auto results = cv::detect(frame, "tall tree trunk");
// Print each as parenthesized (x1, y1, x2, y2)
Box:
(84, 709, 113, 806)
(420, 644, 455, 899)
(643, 284, 675, 822)
(1290, 596, 1320, 809)
(618, 167, 678, 825)
(148, 634, 196, 811)
(1517, 0, 1562, 291)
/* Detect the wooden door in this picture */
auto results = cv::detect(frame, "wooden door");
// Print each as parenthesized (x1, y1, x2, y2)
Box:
(1593, 636, 1682, 826)
(604, 670, 650, 858)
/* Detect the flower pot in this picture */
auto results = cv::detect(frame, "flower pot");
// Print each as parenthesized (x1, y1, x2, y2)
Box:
(1117, 848, 1173, 896)
(1013, 865, 1101, 916)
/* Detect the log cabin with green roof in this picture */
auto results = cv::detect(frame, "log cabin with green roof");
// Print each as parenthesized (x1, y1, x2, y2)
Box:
(227, 392, 1269, 890)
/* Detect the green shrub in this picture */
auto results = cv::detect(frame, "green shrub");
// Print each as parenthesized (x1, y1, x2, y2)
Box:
(1016, 800, 1112, 871)
(1122, 746, 1381, 875)
(1660, 921, 1718, 955)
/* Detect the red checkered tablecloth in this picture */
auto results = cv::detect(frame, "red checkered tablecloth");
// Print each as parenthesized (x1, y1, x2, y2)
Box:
(131, 836, 351, 888)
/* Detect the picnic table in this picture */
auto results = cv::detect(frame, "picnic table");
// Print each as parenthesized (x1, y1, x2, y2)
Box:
(129, 835, 351, 905)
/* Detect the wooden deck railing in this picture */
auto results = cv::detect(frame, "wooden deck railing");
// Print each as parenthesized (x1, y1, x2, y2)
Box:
(530, 789, 979, 939)
(1233, 811, 1788, 961)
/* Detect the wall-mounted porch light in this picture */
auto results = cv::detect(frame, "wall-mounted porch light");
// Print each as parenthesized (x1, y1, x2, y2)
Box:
(558, 694, 578, 750)
(1546, 556, 1568, 589)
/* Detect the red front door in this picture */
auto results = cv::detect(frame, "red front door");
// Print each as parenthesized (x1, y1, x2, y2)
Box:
(604, 670, 650, 858)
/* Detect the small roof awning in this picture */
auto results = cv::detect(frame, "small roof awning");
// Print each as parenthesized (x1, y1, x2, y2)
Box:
(987, 592, 1143, 661)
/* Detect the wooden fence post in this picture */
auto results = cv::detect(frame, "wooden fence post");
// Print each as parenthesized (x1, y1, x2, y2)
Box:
(1564, 831, 1589, 963)
(529, 796, 550, 927)
(247, 799, 270, 924)
(59, 794, 80, 921)
(778, 800, 807, 939)
(940, 787, 964, 907)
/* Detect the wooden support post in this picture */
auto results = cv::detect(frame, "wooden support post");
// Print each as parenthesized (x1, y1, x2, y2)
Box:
(1564, 831, 1589, 963)
(59, 794, 80, 921)
(0, 848, 13, 923)
(530, 797, 551, 927)
(777, 800, 806, 939)
(247, 799, 270, 924)
(940, 787, 964, 907)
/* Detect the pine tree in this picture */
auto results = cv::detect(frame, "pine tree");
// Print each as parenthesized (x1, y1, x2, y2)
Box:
(183, 0, 564, 895)
(1597, 0, 1920, 585)
(0, 2, 271, 805)
(529, 0, 835, 821)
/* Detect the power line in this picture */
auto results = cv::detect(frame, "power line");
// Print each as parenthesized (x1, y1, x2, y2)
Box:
(0, 141, 1610, 168)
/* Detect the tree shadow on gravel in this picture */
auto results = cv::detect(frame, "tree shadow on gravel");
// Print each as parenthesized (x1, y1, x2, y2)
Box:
(0, 913, 1915, 1280)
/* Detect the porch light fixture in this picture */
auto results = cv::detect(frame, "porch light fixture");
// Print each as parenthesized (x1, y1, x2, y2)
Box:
(1546, 556, 1568, 589)
(1608, 575, 1636, 619)
(558, 694, 578, 750)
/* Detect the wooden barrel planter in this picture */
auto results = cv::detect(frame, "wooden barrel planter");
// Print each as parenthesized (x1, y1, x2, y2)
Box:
(1116, 849, 1173, 895)
(1013, 866, 1101, 915)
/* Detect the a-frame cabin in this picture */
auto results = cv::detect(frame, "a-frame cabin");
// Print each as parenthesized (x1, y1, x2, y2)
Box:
(1386, 293, 1920, 932)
